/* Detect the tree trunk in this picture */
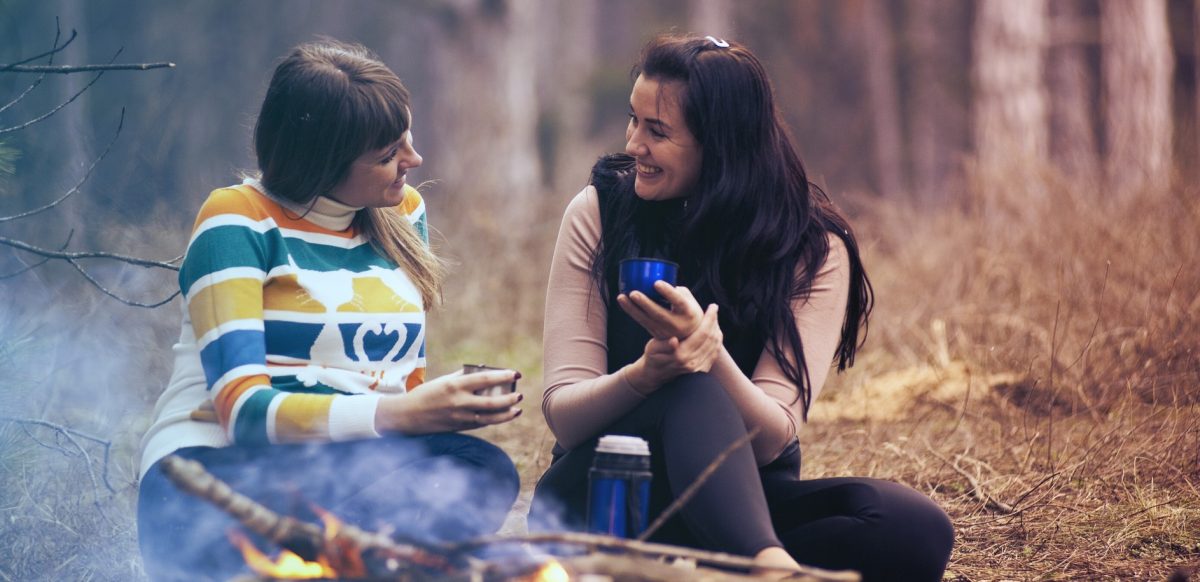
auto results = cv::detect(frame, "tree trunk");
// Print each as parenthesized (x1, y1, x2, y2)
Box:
(536, 0, 599, 194)
(858, 0, 906, 198)
(972, 0, 1048, 185)
(423, 0, 545, 344)
(426, 0, 541, 216)
(1101, 0, 1174, 196)
(906, 0, 971, 209)
(1047, 0, 1100, 178)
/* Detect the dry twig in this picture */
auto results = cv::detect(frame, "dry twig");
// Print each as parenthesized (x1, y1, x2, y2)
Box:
(0, 416, 117, 526)
(0, 63, 175, 73)
(451, 532, 860, 581)
(638, 426, 762, 541)
(0, 20, 74, 115)
(924, 442, 1015, 514)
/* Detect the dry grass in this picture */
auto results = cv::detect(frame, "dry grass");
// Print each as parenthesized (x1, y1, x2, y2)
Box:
(804, 162, 1200, 580)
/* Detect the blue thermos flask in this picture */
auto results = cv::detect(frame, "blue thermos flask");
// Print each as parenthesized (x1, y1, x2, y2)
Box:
(587, 435, 652, 538)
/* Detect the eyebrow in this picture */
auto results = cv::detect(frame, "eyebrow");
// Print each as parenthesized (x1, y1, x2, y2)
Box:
(629, 105, 672, 132)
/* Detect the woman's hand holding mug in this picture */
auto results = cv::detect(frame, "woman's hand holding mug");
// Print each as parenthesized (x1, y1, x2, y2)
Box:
(374, 369, 522, 434)
(618, 280, 707, 340)
(626, 303, 722, 391)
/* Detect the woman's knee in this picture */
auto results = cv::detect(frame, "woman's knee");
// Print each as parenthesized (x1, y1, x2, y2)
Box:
(419, 433, 520, 498)
(647, 373, 739, 420)
(862, 479, 954, 580)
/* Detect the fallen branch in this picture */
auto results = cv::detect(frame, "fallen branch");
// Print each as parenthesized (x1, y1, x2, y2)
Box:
(449, 532, 860, 581)
(159, 455, 455, 576)
(163, 453, 859, 581)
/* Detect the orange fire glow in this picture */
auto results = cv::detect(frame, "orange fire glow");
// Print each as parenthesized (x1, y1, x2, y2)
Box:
(528, 559, 570, 582)
(228, 530, 337, 579)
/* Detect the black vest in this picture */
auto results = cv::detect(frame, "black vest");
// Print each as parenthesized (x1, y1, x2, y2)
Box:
(590, 154, 764, 377)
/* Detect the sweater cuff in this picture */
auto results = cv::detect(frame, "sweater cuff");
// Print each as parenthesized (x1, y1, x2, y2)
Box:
(328, 394, 382, 441)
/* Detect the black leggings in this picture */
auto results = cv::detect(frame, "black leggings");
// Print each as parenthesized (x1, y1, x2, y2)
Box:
(138, 433, 518, 582)
(532, 374, 954, 581)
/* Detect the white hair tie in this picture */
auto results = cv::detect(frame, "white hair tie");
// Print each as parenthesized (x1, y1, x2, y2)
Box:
(705, 35, 730, 48)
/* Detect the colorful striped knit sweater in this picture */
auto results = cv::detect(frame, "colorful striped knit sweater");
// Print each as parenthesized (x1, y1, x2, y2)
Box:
(140, 179, 428, 475)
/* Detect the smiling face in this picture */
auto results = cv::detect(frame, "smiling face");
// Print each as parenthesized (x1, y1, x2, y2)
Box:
(625, 75, 703, 202)
(328, 128, 422, 208)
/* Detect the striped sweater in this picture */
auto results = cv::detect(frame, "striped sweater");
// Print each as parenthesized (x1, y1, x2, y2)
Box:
(140, 179, 428, 474)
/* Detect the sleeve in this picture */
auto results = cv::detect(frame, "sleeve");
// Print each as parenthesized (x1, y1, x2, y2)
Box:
(540, 187, 649, 450)
(744, 234, 852, 456)
(180, 187, 380, 446)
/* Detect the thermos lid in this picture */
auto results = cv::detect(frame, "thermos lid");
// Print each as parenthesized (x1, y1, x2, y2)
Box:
(596, 435, 650, 456)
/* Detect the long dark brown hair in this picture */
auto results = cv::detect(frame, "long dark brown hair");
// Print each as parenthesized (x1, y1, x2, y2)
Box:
(590, 33, 873, 419)
(254, 39, 444, 307)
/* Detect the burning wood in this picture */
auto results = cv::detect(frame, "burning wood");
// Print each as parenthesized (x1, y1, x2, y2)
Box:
(159, 455, 455, 580)
(160, 454, 860, 582)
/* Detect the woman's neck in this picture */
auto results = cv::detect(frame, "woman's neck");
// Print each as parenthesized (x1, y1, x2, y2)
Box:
(243, 177, 362, 231)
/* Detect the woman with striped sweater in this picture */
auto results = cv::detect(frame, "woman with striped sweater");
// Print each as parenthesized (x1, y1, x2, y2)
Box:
(137, 40, 521, 581)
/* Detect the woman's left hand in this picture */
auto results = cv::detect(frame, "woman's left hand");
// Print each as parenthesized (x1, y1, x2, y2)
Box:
(617, 281, 706, 340)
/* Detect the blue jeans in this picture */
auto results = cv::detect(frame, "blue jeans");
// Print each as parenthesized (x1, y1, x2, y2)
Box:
(138, 433, 518, 582)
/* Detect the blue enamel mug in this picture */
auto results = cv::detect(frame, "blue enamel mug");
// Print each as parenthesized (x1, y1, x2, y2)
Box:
(619, 258, 678, 305)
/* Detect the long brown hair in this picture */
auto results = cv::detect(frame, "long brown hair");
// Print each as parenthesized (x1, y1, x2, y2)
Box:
(254, 39, 444, 307)
(591, 34, 873, 419)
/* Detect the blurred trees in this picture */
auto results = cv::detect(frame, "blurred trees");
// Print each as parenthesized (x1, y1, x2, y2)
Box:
(1, 0, 1197, 327)
(1047, 0, 1100, 178)
(972, 0, 1048, 186)
(1101, 0, 1174, 196)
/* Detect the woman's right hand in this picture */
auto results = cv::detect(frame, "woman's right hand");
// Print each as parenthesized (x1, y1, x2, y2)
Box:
(626, 303, 723, 392)
(374, 369, 523, 434)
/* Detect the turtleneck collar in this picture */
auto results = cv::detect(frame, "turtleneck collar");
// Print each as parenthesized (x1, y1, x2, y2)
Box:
(242, 177, 362, 231)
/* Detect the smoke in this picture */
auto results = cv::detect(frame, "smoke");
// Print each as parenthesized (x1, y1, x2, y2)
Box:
(139, 434, 522, 580)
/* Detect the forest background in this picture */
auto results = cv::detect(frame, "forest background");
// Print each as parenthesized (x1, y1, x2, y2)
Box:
(0, 0, 1196, 580)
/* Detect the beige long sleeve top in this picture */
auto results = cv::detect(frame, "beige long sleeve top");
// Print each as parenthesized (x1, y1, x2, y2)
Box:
(541, 186, 852, 464)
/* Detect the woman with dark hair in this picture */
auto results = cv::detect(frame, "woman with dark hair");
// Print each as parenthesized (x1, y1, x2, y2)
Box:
(137, 40, 521, 581)
(533, 34, 954, 580)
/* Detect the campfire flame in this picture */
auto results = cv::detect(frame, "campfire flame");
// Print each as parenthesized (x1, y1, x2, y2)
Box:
(228, 530, 336, 579)
(528, 559, 569, 582)
(228, 505, 370, 580)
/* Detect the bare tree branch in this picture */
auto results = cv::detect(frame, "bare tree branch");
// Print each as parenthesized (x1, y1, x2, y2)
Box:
(65, 258, 181, 308)
(0, 110, 124, 223)
(0, 230, 73, 279)
(0, 19, 77, 70)
(0, 21, 71, 115)
(0, 62, 175, 74)
(0, 47, 122, 136)
(0, 235, 182, 270)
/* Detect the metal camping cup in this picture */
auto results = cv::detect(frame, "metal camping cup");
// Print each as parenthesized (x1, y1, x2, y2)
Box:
(462, 364, 518, 396)
(587, 435, 652, 538)
(618, 258, 678, 306)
